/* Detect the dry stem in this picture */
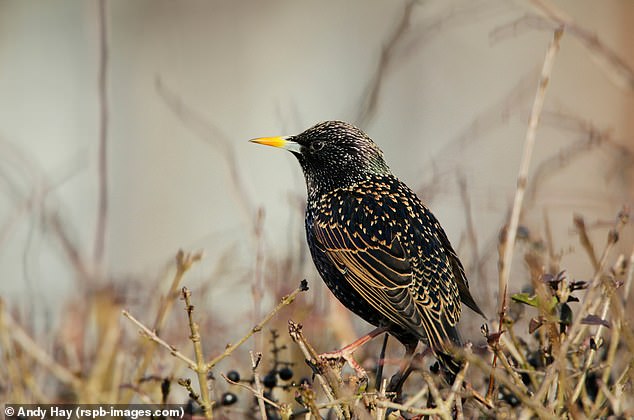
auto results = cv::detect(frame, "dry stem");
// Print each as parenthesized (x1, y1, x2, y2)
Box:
(123, 250, 202, 404)
(491, 26, 564, 402)
(249, 351, 268, 420)
(182, 287, 213, 418)
(498, 26, 564, 325)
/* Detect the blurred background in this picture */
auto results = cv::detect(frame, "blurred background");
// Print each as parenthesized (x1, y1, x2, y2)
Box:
(0, 0, 633, 409)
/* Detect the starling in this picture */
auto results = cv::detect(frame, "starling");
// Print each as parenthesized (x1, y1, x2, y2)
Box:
(251, 121, 484, 382)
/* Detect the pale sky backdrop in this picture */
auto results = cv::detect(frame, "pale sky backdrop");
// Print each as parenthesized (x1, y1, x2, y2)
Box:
(0, 0, 632, 337)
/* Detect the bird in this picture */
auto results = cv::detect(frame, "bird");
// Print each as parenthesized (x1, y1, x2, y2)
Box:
(250, 120, 484, 385)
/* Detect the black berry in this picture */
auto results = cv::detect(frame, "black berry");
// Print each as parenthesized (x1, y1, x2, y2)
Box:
(262, 371, 277, 388)
(221, 392, 238, 406)
(226, 370, 240, 382)
(278, 367, 293, 381)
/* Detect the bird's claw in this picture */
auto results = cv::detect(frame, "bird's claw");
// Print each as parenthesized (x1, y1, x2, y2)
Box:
(318, 350, 368, 380)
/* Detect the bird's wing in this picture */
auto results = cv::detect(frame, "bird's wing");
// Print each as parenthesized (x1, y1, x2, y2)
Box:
(435, 226, 486, 318)
(312, 194, 461, 351)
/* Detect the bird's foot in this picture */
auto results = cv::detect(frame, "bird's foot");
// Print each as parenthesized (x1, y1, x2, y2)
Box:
(318, 348, 368, 379)
(317, 326, 389, 380)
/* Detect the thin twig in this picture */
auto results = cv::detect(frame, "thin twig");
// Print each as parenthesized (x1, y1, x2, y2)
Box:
(444, 359, 470, 409)
(588, 315, 622, 416)
(624, 248, 634, 303)
(250, 351, 268, 420)
(420, 371, 451, 420)
(287, 320, 345, 419)
(2, 306, 82, 390)
(155, 250, 203, 334)
(206, 280, 308, 370)
(0, 299, 25, 402)
(534, 209, 628, 404)
(222, 373, 280, 410)
(463, 350, 554, 419)
(458, 174, 483, 283)
(123, 250, 202, 404)
(529, 0, 634, 91)
(373, 399, 443, 417)
(374, 378, 388, 420)
(122, 309, 197, 369)
(498, 26, 564, 325)
(492, 26, 564, 399)
(574, 214, 599, 270)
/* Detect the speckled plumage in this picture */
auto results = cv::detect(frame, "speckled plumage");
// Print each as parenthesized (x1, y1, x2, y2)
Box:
(252, 121, 484, 378)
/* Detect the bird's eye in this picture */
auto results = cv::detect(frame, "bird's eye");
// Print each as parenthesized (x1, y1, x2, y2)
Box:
(310, 141, 325, 152)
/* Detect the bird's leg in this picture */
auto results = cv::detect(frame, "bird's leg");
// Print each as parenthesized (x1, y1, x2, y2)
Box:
(374, 333, 390, 390)
(319, 326, 389, 378)
(386, 343, 417, 395)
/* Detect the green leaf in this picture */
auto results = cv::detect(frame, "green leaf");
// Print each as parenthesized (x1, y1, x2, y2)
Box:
(511, 293, 539, 307)
(511, 293, 558, 311)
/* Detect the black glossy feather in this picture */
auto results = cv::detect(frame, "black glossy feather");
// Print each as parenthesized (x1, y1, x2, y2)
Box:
(308, 175, 464, 356)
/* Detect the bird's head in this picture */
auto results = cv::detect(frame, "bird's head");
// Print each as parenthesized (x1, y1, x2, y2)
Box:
(250, 121, 391, 197)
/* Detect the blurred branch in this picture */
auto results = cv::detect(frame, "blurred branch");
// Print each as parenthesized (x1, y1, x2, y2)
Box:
(491, 0, 634, 91)
(155, 77, 255, 230)
(155, 250, 203, 335)
(531, 0, 634, 91)
(495, 26, 563, 399)
(573, 214, 599, 271)
(463, 349, 554, 418)
(355, 0, 415, 127)
(524, 110, 634, 209)
(1, 299, 82, 390)
(457, 174, 484, 283)
(205, 279, 309, 370)
(122, 250, 201, 404)
(624, 248, 634, 303)
(121, 309, 197, 369)
(533, 208, 628, 407)
(94, 0, 109, 266)
(0, 299, 25, 402)
(222, 371, 280, 411)
(498, 27, 563, 319)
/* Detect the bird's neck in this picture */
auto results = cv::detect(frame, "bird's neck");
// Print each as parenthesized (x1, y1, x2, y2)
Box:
(306, 171, 391, 201)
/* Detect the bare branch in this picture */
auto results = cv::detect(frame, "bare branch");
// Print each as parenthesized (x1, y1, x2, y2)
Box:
(121, 309, 197, 370)
(529, 0, 634, 91)
(498, 27, 564, 326)
(206, 280, 308, 370)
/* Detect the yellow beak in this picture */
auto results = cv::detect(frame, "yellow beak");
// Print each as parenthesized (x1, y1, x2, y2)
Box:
(249, 136, 302, 153)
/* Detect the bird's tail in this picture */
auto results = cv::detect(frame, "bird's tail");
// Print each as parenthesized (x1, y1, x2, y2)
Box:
(421, 313, 464, 383)
(436, 349, 462, 383)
